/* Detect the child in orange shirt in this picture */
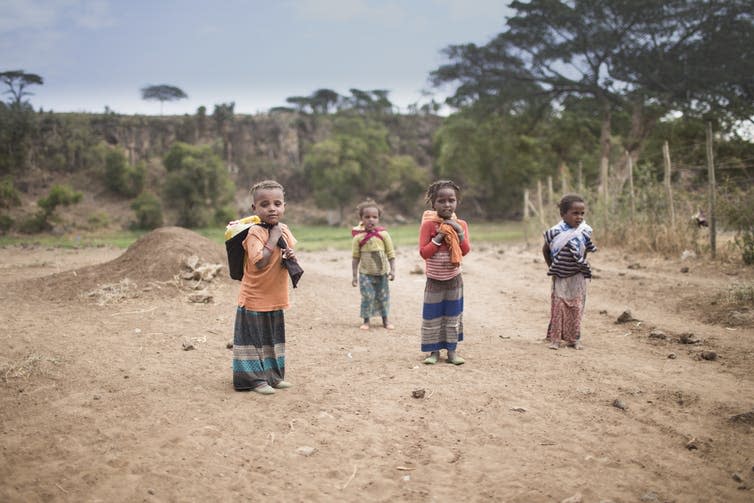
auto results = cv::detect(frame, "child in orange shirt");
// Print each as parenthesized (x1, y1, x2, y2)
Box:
(232, 180, 298, 395)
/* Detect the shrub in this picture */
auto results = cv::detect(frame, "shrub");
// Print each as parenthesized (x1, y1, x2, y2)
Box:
(104, 150, 145, 197)
(0, 176, 21, 208)
(0, 213, 13, 233)
(131, 192, 163, 230)
(37, 184, 83, 216)
(719, 184, 754, 265)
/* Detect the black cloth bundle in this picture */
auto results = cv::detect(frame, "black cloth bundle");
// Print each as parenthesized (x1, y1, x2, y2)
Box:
(225, 223, 303, 288)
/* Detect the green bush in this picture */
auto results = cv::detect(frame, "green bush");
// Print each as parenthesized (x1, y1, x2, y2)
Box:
(38, 184, 83, 216)
(720, 184, 754, 265)
(104, 150, 145, 197)
(162, 142, 234, 227)
(0, 213, 13, 233)
(18, 211, 49, 233)
(131, 192, 163, 230)
(0, 176, 21, 208)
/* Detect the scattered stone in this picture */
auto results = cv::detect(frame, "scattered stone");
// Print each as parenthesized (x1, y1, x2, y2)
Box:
(296, 446, 317, 457)
(148, 489, 155, 495)
(599, 310, 608, 315)
(667, 353, 677, 359)
(679, 333, 700, 344)
(686, 438, 699, 450)
(680, 250, 696, 261)
(627, 263, 642, 269)
(616, 310, 637, 324)
(640, 491, 659, 502)
(648, 329, 667, 340)
(188, 292, 213, 304)
(732, 473, 743, 483)
(561, 493, 582, 503)
(729, 411, 754, 425)
(680, 266, 689, 273)
(411, 389, 426, 399)
(612, 399, 627, 411)
(510, 407, 527, 413)
(182, 342, 195, 351)
(533, 258, 539, 263)
(700, 350, 718, 361)
(226, 342, 233, 349)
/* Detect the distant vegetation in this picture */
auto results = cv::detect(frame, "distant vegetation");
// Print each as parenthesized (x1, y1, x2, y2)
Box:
(0, 1, 752, 261)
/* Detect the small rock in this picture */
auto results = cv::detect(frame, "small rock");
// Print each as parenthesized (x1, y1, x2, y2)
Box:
(648, 329, 667, 340)
(700, 350, 718, 361)
(93, 395, 101, 400)
(627, 263, 642, 269)
(679, 333, 700, 344)
(681, 249, 696, 261)
(226, 342, 233, 349)
(599, 310, 608, 315)
(134, 328, 142, 334)
(667, 353, 677, 359)
(732, 473, 743, 483)
(680, 266, 689, 273)
(729, 411, 754, 425)
(296, 446, 317, 457)
(510, 407, 527, 413)
(616, 310, 637, 324)
(188, 292, 213, 304)
(640, 492, 659, 502)
(411, 389, 426, 399)
(612, 399, 627, 411)
(561, 494, 582, 503)
(686, 438, 699, 450)
(148, 489, 155, 495)
(182, 342, 195, 351)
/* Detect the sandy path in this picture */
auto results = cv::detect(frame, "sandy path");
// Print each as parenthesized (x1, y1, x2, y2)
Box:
(0, 241, 752, 502)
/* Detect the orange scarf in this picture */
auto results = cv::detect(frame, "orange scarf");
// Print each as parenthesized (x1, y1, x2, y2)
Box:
(422, 210, 462, 266)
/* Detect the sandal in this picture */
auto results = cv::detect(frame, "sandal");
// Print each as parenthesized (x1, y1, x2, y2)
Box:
(252, 384, 275, 395)
(447, 356, 465, 365)
(423, 354, 438, 365)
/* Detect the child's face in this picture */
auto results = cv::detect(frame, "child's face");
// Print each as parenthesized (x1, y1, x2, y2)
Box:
(252, 188, 285, 225)
(360, 207, 380, 230)
(433, 187, 458, 219)
(562, 201, 586, 228)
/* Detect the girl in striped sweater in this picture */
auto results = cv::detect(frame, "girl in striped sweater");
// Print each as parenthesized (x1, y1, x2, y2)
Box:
(542, 194, 597, 350)
(418, 180, 471, 365)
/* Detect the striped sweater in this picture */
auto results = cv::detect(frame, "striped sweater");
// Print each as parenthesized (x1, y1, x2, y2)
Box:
(544, 221, 597, 278)
(419, 218, 471, 280)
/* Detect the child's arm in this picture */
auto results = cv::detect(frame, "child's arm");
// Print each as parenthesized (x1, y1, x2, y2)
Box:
(459, 220, 471, 255)
(388, 258, 396, 280)
(542, 242, 552, 267)
(255, 225, 283, 269)
(419, 220, 442, 259)
(352, 258, 360, 286)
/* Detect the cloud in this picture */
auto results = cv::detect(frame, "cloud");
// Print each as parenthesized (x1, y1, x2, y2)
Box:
(289, 0, 406, 25)
(0, 0, 113, 33)
(430, 0, 512, 22)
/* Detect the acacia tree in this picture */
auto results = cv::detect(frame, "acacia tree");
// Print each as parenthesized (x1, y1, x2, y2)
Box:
(140, 84, 188, 114)
(0, 70, 43, 107)
(431, 0, 754, 189)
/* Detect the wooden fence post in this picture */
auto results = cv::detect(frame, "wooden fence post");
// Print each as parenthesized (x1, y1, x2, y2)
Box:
(662, 141, 676, 229)
(537, 180, 545, 226)
(706, 123, 717, 258)
(627, 150, 635, 222)
(577, 161, 583, 193)
(547, 176, 554, 206)
(523, 189, 530, 220)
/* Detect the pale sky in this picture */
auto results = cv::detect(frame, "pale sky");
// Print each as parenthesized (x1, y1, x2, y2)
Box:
(1, 0, 513, 115)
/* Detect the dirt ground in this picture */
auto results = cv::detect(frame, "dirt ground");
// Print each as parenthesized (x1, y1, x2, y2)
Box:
(1, 227, 753, 503)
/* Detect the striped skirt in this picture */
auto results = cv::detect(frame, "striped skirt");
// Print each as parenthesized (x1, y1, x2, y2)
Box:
(421, 275, 464, 352)
(232, 307, 285, 390)
(359, 273, 390, 319)
(546, 275, 587, 344)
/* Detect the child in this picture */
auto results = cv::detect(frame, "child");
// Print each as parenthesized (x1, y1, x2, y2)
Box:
(542, 194, 597, 350)
(351, 199, 396, 330)
(232, 180, 298, 394)
(419, 180, 471, 365)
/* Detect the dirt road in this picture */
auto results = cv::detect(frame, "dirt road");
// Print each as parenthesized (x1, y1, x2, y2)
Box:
(1, 229, 752, 502)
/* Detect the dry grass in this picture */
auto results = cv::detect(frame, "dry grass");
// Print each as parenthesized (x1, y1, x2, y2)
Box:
(1, 353, 61, 383)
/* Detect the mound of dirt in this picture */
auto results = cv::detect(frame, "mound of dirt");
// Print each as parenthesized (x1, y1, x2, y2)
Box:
(33, 227, 228, 301)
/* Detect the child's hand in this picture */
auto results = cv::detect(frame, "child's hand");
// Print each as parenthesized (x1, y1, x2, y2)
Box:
(443, 219, 462, 233)
(389, 272, 395, 281)
(352, 278, 358, 287)
(282, 248, 296, 260)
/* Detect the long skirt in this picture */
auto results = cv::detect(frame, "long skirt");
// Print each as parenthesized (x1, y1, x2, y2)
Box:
(421, 275, 464, 352)
(359, 273, 390, 319)
(546, 275, 587, 344)
(232, 307, 285, 390)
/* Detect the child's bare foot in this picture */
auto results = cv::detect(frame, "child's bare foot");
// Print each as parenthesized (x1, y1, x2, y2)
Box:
(383, 323, 395, 330)
(571, 341, 583, 350)
(548, 341, 560, 350)
(359, 323, 370, 330)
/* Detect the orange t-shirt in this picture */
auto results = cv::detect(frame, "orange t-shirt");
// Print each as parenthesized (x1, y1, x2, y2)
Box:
(237, 223, 297, 311)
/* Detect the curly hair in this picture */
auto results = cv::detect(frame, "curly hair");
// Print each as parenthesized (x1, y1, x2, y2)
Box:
(356, 198, 382, 218)
(558, 193, 585, 215)
(425, 179, 461, 206)
(250, 180, 285, 202)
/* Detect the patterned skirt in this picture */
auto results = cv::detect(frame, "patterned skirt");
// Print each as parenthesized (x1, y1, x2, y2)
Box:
(359, 273, 390, 319)
(232, 307, 285, 390)
(546, 275, 587, 344)
(421, 275, 464, 352)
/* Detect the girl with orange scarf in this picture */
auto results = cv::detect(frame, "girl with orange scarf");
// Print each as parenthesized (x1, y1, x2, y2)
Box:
(418, 180, 471, 365)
